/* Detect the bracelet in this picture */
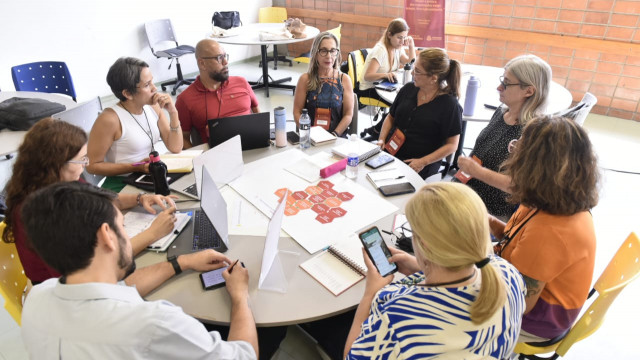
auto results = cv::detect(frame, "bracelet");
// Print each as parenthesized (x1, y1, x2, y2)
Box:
(167, 255, 182, 275)
(136, 192, 145, 207)
(331, 131, 338, 137)
(170, 124, 180, 132)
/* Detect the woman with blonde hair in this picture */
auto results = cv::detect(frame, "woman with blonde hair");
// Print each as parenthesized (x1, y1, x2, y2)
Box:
(457, 54, 552, 219)
(345, 182, 525, 359)
(294, 31, 354, 137)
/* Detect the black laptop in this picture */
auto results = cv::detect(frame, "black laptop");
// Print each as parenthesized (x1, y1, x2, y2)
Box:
(207, 112, 271, 150)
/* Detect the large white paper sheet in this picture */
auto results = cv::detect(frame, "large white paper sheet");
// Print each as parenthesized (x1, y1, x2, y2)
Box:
(230, 149, 398, 254)
(220, 186, 289, 237)
(259, 189, 287, 288)
(194, 135, 243, 192)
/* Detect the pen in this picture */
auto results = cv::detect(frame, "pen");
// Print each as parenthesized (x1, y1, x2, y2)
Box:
(131, 161, 150, 166)
(228, 259, 239, 273)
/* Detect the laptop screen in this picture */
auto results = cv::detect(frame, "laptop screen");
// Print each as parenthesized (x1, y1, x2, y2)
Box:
(207, 112, 270, 150)
(200, 165, 229, 247)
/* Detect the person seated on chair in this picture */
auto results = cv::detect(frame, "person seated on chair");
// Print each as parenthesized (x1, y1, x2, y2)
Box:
(377, 48, 462, 179)
(293, 31, 354, 137)
(344, 182, 526, 359)
(456, 54, 552, 220)
(19, 182, 257, 359)
(176, 39, 260, 148)
(1, 118, 222, 291)
(491, 115, 599, 343)
(358, 18, 415, 106)
(87, 57, 183, 185)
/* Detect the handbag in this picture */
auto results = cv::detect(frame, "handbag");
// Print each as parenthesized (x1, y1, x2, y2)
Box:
(212, 11, 242, 30)
(0, 97, 66, 131)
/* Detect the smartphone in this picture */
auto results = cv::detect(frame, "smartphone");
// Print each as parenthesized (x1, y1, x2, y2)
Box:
(199, 262, 245, 290)
(378, 182, 415, 197)
(365, 153, 395, 169)
(358, 226, 397, 277)
(136, 174, 170, 185)
(287, 131, 300, 144)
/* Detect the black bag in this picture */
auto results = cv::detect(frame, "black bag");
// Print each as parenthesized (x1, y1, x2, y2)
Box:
(212, 11, 242, 30)
(0, 97, 66, 131)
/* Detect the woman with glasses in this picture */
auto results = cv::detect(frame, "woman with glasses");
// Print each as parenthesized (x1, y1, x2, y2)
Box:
(293, 31, 354, 137)
(491, 115, 599, 342)
(87, 57, 183, 190)
(456, 54, 551, 220)
(377, 48, 462, 179)
(2, 118, 177, 284)
(344, 182, 526, 359)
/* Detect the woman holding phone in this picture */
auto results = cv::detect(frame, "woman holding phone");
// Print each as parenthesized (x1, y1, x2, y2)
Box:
(344, 182, 526, 359)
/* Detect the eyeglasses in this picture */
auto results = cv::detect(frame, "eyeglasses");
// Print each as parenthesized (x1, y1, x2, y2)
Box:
(201, 53, 229, 63)
(507, 138, 519, 153)
(499, 76, 522, 88)
(318, 48, 339, 57)
(412, 68, 429, 77)
(67, 156, 89, 166)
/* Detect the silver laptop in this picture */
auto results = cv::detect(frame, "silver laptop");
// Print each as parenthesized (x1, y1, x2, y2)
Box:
(167, 165, 230, 257)
(169, 135, 244, 199)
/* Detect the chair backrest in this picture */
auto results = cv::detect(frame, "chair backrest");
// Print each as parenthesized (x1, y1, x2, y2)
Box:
(11, 61, 77, 101)
(53, 96, 102, 134)
(144, 19, 179, 55)
(0, 221, 28, 326)
(555, 232, 640, 356)
(554, 92, 597, 127)
(348, 93, 358, 135)
(327, 24, 342, 41)
(347, 49, 369, 92)
(259, 7, 287, 23)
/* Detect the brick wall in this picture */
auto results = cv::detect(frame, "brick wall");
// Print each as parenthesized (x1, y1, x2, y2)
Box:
(282, 0, 640, 121)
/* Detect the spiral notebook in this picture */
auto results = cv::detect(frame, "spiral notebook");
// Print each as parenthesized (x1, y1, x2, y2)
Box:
(331, 138, 381, 162)
(299, 234, 366, 296)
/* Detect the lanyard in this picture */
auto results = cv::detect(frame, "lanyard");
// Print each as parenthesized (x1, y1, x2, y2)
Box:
(494, 208, 540, 256)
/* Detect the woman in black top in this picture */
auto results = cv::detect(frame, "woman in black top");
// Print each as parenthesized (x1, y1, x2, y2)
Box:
(378, 48, 462, 179)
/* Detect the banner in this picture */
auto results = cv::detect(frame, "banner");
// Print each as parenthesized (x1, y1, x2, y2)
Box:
(404, 0, 445, 48)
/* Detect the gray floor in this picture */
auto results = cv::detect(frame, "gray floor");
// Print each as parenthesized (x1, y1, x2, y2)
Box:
(1, 59, 639, 359)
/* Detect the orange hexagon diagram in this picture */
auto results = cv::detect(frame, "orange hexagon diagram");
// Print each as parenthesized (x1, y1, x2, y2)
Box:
(324, 197, 342, 207)
(328, 207, 347, 218)
(316, 213, 333, 224)
(311, 203, 330, 214)
(274, 188, 289, 199)
(305, 186, 323, 195)
(317, 180, 334, 190)
(285, 206, 299, 216)
(296, 199, 313, 210)
(337, 192, 354, 201)
(292, 191, 308, 200)
(309, 194, 325, 203)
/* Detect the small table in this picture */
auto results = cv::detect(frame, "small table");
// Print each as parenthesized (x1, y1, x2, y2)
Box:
(376, 64, 573, 168)
(215, 23, 319, 97)
(0, 91, 77, 158)
(129, 140, 424, 326)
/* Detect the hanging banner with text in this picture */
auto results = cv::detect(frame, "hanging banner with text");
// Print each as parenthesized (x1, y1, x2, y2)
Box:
(404, 0, 445, 48)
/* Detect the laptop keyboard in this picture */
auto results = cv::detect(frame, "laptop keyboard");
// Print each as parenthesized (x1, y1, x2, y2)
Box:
(184, 183, 198, 196)
(192, 210, 222, 250)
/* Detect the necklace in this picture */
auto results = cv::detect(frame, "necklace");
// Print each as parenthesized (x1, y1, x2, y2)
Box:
(119, 102, 155, 150)
(420, 269, 476, 287)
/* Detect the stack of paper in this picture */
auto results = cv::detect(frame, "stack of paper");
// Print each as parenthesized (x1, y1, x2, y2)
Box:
(310, 126, 337, 146)
(332, 138, 381, 161)
(366, 168, 407, 189)
(162, 149, 204, 173)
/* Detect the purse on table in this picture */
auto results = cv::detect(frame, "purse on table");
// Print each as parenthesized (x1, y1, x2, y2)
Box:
(212, 11, 242, 30)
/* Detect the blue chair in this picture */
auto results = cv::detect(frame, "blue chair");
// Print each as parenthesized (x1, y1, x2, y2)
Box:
(11, 61, 77, 101)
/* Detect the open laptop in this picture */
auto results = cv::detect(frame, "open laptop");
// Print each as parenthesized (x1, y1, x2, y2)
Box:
(208, 112, 271, 150)
(170, 135, 244, 199)
(167, 165, 229, 257)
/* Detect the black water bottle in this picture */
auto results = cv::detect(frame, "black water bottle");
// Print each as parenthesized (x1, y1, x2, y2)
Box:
(148, 151, 170, 195)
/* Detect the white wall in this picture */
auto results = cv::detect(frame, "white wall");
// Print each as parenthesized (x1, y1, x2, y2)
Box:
(0, 0, 272, 101)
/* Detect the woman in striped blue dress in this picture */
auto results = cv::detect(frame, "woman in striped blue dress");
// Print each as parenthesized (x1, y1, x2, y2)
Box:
(344, 182, 526, 359)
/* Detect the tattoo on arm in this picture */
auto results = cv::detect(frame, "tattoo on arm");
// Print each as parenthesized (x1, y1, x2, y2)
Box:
(522, 274, 543, 298)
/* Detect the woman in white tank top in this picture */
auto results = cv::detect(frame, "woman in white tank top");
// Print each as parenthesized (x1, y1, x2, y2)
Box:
(87, 57, 183, 177)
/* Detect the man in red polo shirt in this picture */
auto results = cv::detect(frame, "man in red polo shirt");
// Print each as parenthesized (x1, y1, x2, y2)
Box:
(176, 39, 260, 148)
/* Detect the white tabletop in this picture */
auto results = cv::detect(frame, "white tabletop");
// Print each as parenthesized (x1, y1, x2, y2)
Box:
(0, 91, 77, 157)
(377, 64, 573, 122)
(212, 23, 320, 46)
(131, 140, 424, 326)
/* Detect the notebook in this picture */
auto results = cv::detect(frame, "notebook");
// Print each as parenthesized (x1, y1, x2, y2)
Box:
(161, 149, 204, 173)
(167, 165, 230, 257)
(208, 112, 270, 150)
(299, 234, 366, 296)
(123, 211, 192, 252)
(366, 168, 407, 189)
(331, 138, 381, 162)
(310, 126, 337, 146)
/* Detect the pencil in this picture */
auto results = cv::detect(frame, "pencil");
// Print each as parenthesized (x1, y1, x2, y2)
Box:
(228, 259, 240, 273)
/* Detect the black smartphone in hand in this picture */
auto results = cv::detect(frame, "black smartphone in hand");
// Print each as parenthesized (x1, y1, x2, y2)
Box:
(358, 226, 397, 277)
(378, 182, 415, 197)
(200, 267, 226, 290)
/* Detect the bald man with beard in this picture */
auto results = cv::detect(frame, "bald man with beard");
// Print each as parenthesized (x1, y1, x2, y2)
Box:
(176, 39, 260, 148)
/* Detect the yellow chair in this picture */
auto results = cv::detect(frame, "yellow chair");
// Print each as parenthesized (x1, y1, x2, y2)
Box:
(258, 7, 292, 69)
(0, 221, 29, 326)
(347, 49, 390, 108)
(515, 232, 640, 359)
(293, 24, 342, 64)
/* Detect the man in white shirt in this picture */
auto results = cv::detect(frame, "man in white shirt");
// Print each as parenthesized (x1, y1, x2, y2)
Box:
(20, 182, 258, 359)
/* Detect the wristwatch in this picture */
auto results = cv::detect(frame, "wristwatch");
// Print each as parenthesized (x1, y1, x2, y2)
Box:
(167, 255, 182, 275)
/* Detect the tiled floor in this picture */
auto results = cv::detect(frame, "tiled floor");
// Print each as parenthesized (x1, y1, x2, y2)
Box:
(1, 59, 639, 359)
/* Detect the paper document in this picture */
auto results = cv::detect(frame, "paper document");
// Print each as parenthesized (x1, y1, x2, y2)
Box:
(161, 150, 204, 173)
(259, 189, 288, 288)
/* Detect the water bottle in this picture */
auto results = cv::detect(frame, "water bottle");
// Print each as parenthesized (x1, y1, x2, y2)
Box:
(346, 135, 359, 179)
(403, 62, 412, 85)
(299, 109, 311, 149)
(148, 151, 170, 196)
(463, 76, 480, 116)
(274, 106, 287, 147)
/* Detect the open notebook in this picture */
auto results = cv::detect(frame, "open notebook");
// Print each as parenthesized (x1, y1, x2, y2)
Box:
(123, 211, 191, 252)
(299, 234, 365, 296)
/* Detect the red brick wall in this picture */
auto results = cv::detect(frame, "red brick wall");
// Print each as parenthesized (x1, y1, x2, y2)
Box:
(284, 0, 640, 121)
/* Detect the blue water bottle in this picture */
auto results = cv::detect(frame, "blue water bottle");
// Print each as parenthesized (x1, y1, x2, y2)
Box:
(463, 76, 480, 116)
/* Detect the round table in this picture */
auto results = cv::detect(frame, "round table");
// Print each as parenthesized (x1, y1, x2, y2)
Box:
(0, 91, 77, 157)
(130, 139, 424, 326)
(213, 23, 320, 97)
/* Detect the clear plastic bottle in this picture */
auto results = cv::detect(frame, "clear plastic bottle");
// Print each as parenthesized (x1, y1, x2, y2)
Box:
(346, 135, 359, 179)
(299, 109, 311, 149)
(148, 151, 170, 195)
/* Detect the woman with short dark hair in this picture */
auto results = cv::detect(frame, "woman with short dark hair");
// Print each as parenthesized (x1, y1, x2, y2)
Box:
(491, 115, 600, 342)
